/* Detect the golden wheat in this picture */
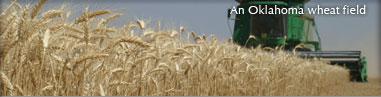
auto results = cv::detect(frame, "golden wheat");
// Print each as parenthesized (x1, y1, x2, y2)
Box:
(30, 0, 47, 19)
(75, 10, 111, 24)
(0, 1, 375, 96)
(102, 13, 122, 25)
(41, 10, 62, 20)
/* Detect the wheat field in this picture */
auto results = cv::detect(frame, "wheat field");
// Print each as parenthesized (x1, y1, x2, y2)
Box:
(0, 0, 364, 96)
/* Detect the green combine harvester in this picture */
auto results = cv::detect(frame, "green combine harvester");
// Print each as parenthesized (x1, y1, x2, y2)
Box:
(228, 0, 368, 82)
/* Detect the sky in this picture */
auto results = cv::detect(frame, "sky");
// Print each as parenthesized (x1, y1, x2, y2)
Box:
(1, 0, 380, 77)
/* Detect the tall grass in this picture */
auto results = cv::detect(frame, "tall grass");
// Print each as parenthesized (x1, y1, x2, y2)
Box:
(0, 1, 350, 96)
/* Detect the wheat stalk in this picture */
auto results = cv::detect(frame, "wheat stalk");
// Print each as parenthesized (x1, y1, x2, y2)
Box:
(41, 84, 53, 91)
(30, 0, 47, 19)
(65, 26, 84, 33)
(0, 71, 14, 95)
(136, 19, 145, 31)
(75, 10, 111, 24)
(99, 84, 105, 96)
(157, 20, 161, 32)
(13, 2, 22, 10)
(74, 54, 109, 65)
(102, 13, 122, 25)
(15, 85, 25, 96)
(92, 28, 117, 33)
(64, 32, 83, 39)
(0, 71, 13, 90)
(41, 10, 62, 20)
(107, 36, 150, 49)
(42, 29, 50, 48)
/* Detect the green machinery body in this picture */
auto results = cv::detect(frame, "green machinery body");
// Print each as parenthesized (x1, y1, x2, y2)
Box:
(229, 0, 368, 82)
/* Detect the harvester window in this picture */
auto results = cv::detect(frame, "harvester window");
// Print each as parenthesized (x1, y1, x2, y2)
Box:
(250, 5, 287, 38)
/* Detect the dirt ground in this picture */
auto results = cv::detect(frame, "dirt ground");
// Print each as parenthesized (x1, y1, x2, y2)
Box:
(326, 78, 381, 96)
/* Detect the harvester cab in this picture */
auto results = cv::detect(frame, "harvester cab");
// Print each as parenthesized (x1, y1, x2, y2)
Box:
(228, 0, 368, 82)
